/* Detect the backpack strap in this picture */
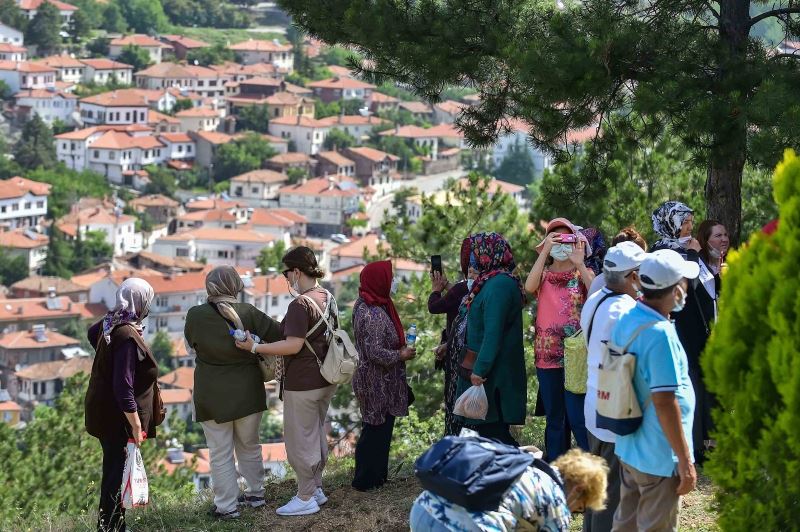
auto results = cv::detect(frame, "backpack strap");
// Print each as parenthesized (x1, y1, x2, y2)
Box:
(586, 291, 623, 344)
(623, 320, 661, 352)
(299, 290, 336, 365)
(532, 458, 564, 491)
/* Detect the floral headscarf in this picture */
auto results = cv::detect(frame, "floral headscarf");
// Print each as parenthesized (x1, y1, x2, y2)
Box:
(652, 201, 693, 251)
(580, 228, 606, 275)
(465, 232, 526, 309)
(102, 278, 155, 344)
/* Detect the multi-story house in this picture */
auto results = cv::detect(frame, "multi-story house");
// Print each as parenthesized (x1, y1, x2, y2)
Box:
(265, 152, 315, 175)
(240, 209, 294, 246)
(175, 106, 221, 133)
(135, 63, 229, 99)
(0, 176, 50, 231)
(129, 194, 180, 225)
(84, 130, 166, 184)
(17, 0, 77, 27)
(314, 151, 355, 178)
(226, 90, 314, 120)
(433, 100, 467, 124)
(0, 228, 48, 273)
(0, 295, 104, 335)
(13, 357, 92, 416)
(307, 77, 376, 104)
(0, 401, 22, 426)
(277, 176, 360, 236)
(242, 273, 293, 321)
(158, 132, 195, 162)
(161, 35, 209, 60)
(79, 90, 151, 126)
(379, 125, 439, 160)
(228, 169, 288, 207)
(14, 88, 77, 125)
(152, 228, 277, 268)
(56, 205, 142, 256)
(343, 146, 400, 195)
(318, 115, 389, 143)
(109, 34, 170, 64)
(175, 208, 239, 232)
(0, 22, 23, 47)
(369, 91, 399, 114)
(228, 39, 294, 71)
(398, 101, 435, 122)
(0, 43, 26, 61)
(328, 234, 388, 272)
(0, 61, 55, 93)
(268, 115, 330, 155)
(35, 55, 84, 83)
(0, 325, 83, 396)
(79, 58, 133, 86)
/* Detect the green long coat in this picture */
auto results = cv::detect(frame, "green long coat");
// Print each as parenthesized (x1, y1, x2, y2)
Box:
(184, 302, 282, 423)
(458, 274, 527, 425)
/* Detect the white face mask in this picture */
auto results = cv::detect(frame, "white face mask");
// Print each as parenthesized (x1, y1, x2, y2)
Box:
(550, 243, 573, 262)
(390, 277, 400, 295)
(672, 284, 687, 313)
(466, 278, 475, 291)
(678, 236, 692, 245)
(708, 246, 722, 260)
(287, 271, 301, 298)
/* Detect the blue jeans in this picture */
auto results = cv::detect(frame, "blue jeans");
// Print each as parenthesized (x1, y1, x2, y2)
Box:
(537, 367, 589, 461)
(410, 500, 451, 531)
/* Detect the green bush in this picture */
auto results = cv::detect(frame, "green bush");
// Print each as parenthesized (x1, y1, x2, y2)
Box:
(704, 149, 799, 530)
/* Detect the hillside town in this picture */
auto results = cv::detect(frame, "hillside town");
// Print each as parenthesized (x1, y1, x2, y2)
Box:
(0, 0, 592, 488)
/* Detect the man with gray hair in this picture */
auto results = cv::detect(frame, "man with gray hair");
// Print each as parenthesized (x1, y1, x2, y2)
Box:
(579, 241, 646, 531)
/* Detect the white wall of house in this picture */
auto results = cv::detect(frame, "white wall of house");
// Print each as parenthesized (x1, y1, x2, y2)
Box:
(153, 237, 271, 268)
(80, 103, 148, 126)
(177, 115, 220, 133)
(0, 192, 47, 229)
(56, 138, 89, 171)
(267, 123, 328, 155)
(278, 193, 358, 228)
(148, 290, 206, 338)
(0, 23, 23, 45)
(110, 45, 163, 64)
(0, 69, 54, 93)
(161, 140, 195, 160)
(238, 50, 294, 71)
(83, 67, 133, 86)
(17, 94, 76, 125)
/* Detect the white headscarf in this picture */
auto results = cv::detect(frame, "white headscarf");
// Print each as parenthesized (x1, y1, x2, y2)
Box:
(102, 277, 155, 344)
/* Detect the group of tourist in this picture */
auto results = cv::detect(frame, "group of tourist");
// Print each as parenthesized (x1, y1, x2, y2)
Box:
(82, 197, 729, 531)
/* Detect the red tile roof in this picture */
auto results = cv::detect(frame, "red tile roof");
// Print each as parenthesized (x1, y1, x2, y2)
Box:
(110, 271, 207, 295)
(136, 62, 223, 79)
(398, 101, 432, 114)
(0, 176, 51, 199)
(178, 208, 237, 223)
(434, 100, 467, 115)
(307, 77, 376, 90)
(159, 450, 210, 475)
(79, 58, 133, 70)
(158, 366, 195, 390)
(278, 176, 360, 197)
(0, 44, 26, 53)
(111, 34, 170, 49)
(345, 146, 400, 163)
(269, 115, 328, 128)
(270, 209, 308, 223)
(15, 88, 76, 99)
(370, 92, 399, 104)
(268, 152, 312, 165)
(159, 132, 193, 143)
(15, 357, 92, 381)
(317, 115, 388, 128)
(18, 0, 77, 11)
(90, 131, 164, 150)
(80, 89, 153, 107)
(247, 208, 294, 228)
(379, 125, 439, 139)
(0, 61, 55, 73)
(457, 177, 524, 194)
(160, 388, 192, 404)
(0, 401, 21, 412)
(229, 39, 292, 53)
(148, 109, 181, 125)
(130, 194, 179, 209)
(162, 35, 210, 50)
(0, 328, 81, 349)
(35, 55, 84, 68)
(0, 228, 48, 249)
(192, 130, 233, 145)
(246, 273, 290, 297)
(175, 107, 219, 118)
(231, 169, 287, 184)
(330, 234, 388, 259)
(316, 151, 354, 167)
(185, 197, 244, 211)
(159, 227, 276, 244)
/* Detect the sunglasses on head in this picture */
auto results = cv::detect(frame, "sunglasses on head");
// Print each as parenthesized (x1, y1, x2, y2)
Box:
(282, 269, 292, 278)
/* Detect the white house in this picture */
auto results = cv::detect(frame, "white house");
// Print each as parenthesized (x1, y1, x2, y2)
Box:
(17, 0, 78, 27)
(158, 132, 195, 162)
(277, 176, 360, 236)
(79, 58, 133, 86)
(307, 77, 376, 104)
(228, 39, 294, 71)
(175, 106, 221, 133)
(14, 357, 91, 411)
(85, 130, 166, 184)
(379, 125, 439, 160)
(35, 55, 84, 83)
(318, 115, 389, 143)
(175, 208, 240, 232)
(153, 228, 277, 268)
(0, 176, 50, 231)
(109, 34, 170, 64)
(56, 206, 142, 256)
(79, 90, 151, 126)
(0, 61, 55, 93)
(15, 88, 77, 125)
(135, 62, 229, 99)
(0, 22, 23, 46)
(228, 169, 288, 207)
(0, 228, 48, 273)
(0, 43, 26, 62)
(160, 388, 192, 431)
(241, 273, 293, 321)
(268, 115, 330, 155)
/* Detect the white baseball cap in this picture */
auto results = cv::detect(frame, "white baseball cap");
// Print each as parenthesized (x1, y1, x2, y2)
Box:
(603, 241, 646, 272)
(639, 249, 700, 290)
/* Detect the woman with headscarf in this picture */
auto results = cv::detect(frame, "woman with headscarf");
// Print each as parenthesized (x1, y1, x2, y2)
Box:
(525, 218, 594, 461)
(85, 278, 160, 532)
(650, 200, 701, 255)
(184, 266, 282, 520)
(455, 232, 527, 446)
(580, 227, 607, 277)
(234, 246, 336, 517)
(351, 260, 417, 491)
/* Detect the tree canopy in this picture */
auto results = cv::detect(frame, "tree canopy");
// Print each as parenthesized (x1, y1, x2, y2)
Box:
(214, 133, 277, 181)
(14, 116, 57, 170)
(117, 44, 152, 72)
(117, 0, 169, 34)
(25, 0, 61, 56)
(280, 0, 800, 244)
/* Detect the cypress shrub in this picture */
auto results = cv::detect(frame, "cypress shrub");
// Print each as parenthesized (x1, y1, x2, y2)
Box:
(704, 149, 800, 530)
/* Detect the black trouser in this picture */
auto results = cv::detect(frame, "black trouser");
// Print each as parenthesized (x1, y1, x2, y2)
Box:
(470, 388, 519, 447)
(584, 433, 620, 532)
(98, 436, 128, 532)
(689, 367, 716, 465)
(352, 414, 396, 491)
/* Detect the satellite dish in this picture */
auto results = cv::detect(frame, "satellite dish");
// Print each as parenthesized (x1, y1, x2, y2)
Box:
(358, 107, 370, 117)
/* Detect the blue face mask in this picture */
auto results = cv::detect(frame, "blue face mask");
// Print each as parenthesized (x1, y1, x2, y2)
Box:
(466, 278, 475, 291)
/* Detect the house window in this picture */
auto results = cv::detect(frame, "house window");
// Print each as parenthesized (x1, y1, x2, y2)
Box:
(94, 150, 100, 158)
(234, 186, 243, 196)
(271, 296, 278, 306)
(187, 145, 192, 153)
(176, 248, 189, 257)
(11, 204, 18, 211)
(24, 202, 31, 209)
(178, 145, 183, 153)
(109, 151, 115, 160)
(217, 250, 228, 258)
(36, 201, 44, 209)
(252, 187, 258, 193)
(156, 296, 167, 307)
(62, 142, 66, 150)
(125, 112, 130, 121)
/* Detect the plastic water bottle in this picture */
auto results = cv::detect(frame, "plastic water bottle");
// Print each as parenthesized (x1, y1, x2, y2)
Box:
(406, 324, 417, 346)
(230, 329, 261, 344)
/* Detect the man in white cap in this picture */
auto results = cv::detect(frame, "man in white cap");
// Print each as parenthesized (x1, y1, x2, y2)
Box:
(610, 249, 699, 532)
(579, 241, 646, 532)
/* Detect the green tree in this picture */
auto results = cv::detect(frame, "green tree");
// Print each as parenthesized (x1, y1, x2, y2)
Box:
(314, 100, 341, 119)
(144, 165, 178, 197)
(67, 7, 91, 42)
(285, 166, 308, 184)
(0, 80, 11, 101)
(151, 330, 175, 374)
(25, 0, 61, 56)
(171, 98, 193, 115)
(391, 186, 419, 218)
(0, 136, 20, 179)
(0, 249, 29, 285)
(236, 105, 271, 133)
(323, 128, 357, 151)
(101, 3, 127, 33)
(118, 0, 168, 34)
(259, 410, 282, 442)
(703, 150, 800, 530)
(14, 115, 57, 170)
(340, 98, 365, 116)
(256, 240, 287, 273)
(117, 44, 152, 72)
(493, 139, 537, 188)
(281, 0, 800, 245)
(58, 318, 93, 351)
(42, 226, 73, 278)
(71, 230, 112, 273)
(186, 44, 234, 67)
(28, 167, 111, 218)
(214, 133, 276, 181)
(0, 0, 27, 31)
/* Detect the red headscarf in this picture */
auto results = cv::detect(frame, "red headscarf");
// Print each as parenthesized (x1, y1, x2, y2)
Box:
(359, 260, 406, 347)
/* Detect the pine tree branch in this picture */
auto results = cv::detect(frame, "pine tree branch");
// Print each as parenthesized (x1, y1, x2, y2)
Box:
(750, 7, 800, 27)
(771, 52, 800, 59)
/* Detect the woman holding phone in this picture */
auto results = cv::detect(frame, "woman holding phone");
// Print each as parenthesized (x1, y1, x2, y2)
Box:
(525, 218, 594, 461)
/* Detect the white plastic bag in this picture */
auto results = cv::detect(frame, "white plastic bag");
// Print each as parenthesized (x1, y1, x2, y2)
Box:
(121, 441, 149, 509)
(453, 384, 489, 420)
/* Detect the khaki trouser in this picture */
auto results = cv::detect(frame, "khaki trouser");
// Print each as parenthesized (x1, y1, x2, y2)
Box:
(612, 461, 681, 532)
(584, 433, 621, 532)
(201, 411, 265, 514)
(283, 385, 336, 500)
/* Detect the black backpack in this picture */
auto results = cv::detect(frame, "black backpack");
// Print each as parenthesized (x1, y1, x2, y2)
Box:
(414, 436, 562, 512)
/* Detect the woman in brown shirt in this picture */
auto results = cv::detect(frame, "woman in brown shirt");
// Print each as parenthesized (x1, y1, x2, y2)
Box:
(235, 246, 335, 517)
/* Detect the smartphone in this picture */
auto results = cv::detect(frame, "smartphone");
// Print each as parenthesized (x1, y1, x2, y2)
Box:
(559, 234, 578, 243)
(430, 255, 443, 275)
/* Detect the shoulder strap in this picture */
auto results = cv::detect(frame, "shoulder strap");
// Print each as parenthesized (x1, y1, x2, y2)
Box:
(299, 290, 336, 364)
(207, 302, 236, 330)
(586, 292, 622, 344)
(623, 320, 661, 352)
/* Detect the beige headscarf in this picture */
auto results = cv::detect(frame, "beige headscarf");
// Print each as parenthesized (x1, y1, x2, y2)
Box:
(102, 277, 155, 344)
(205, 266, 244, 330)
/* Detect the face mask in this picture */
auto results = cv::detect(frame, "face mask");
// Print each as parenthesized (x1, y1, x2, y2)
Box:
(466, 278, 475, 291)
(708, 246, 722, 260)
(632, 283, 643, 300)
(550, 243, 572, 262)
(678, 236, 692, 245)
(672, 284, 687, 313)
(287, 272, 300, 298)
(390, 277, 399, 295)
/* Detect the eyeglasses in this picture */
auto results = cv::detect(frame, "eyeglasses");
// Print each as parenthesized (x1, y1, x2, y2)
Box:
(282, 269, 291, 278)
(624, 268, 640, 278)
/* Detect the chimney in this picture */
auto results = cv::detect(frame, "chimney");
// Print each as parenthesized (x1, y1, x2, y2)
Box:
(32, 324, 47, 343)
(47, 286, 56, 299)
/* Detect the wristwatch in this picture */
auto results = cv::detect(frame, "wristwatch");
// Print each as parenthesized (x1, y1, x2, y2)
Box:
(250, 342, 258, 355)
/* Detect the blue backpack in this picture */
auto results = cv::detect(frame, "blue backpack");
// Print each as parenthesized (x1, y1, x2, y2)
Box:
(415, 436, 561, 512)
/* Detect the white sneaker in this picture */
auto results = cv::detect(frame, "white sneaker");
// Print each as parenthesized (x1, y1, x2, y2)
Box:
(314, 487, 328, 506)
(276, 496, 320, 516)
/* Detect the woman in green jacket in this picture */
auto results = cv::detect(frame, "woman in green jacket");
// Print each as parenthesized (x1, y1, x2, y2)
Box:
(184, 266, 282, 520)
(456, 232, 527, 446)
